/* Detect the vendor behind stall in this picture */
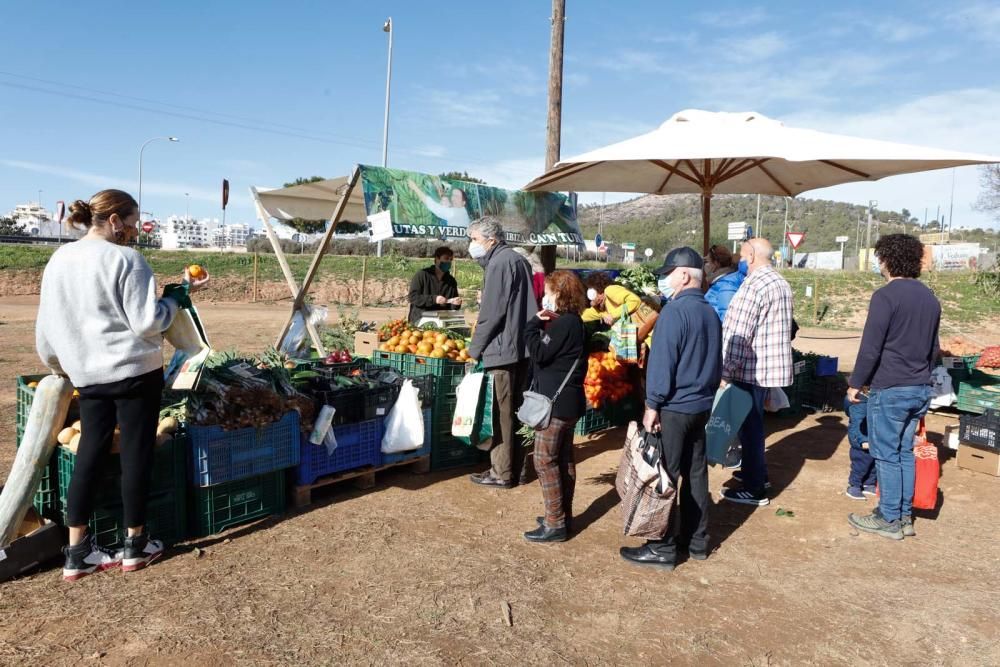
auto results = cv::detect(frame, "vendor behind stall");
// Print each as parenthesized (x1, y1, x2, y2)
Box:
(583, 272, 659, 352)
(407, 246, 462, 324)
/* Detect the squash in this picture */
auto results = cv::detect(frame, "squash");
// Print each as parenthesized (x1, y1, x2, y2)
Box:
(157, 416, 179, 435)
(0, 375, 74, 547)
(66, 432, 81, 453)
(70, 420, 81, 431)
(155, 432, 172, 447)
(57, 427, 77, 445)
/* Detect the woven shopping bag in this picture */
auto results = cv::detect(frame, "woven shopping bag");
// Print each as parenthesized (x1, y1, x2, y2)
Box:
(610, 311, 639, 363)
(615, 421, 676, 538)
(912, 419, 939, 511)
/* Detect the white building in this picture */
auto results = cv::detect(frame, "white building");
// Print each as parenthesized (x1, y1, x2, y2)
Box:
(159, 215, 215, 249)
(6, 203, 63, 236)
(212, 223, 252, 248)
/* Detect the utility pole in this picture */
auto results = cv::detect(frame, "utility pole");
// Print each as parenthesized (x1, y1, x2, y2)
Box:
(539, 0, 566, 274)
(755, 194, 761, 238)
(949, 168, 956, 235)
(863, 200, 876, 271)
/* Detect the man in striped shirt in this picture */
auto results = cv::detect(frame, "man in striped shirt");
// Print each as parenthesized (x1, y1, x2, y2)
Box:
(719, 238, 794, 506)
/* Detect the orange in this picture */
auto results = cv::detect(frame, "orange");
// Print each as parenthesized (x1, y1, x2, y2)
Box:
(188, 264, 206, 280)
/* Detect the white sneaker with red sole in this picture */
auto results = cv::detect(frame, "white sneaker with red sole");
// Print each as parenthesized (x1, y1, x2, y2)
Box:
(63, 535, 121, 582)
(121, 534, 164, 572)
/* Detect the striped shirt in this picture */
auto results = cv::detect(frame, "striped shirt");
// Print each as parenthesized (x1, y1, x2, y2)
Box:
(721, 265, 794, 388)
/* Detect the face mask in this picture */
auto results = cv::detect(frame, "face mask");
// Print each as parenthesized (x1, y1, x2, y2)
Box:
(113, 223, 138, 246)
(438, 261, 452, 273)
(541, 295, 557, 312)
(658, 276, 675, 300)
(586, 288, 598, 302)
(738, 259, 749, 275)
(468, 241, 487, 259)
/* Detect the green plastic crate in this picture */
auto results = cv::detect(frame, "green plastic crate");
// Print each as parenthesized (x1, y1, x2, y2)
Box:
(370, 350, 471, 397)
(61, 490, 187, 550)
(430, 433, 486, 471)
(15, 374, 74, 521)
(957, 377, 1000, 415)
(610, 396, 641, 426)
(56, 434, 187, 507)
(575, 406, 614, 435)
(188, 470, 286, 538)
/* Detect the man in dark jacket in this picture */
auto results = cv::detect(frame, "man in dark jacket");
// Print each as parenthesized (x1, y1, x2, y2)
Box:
(466, 217, 535, 488)
(407, 246, 462, 324)
(621, 247, 722, 571)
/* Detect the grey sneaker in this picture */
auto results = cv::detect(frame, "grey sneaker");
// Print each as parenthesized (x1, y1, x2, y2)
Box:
(900, 516, 915, 537)
(848, 511, 903, 541)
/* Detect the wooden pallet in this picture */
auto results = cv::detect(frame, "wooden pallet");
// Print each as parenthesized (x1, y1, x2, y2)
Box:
(292, 455, 430, 507)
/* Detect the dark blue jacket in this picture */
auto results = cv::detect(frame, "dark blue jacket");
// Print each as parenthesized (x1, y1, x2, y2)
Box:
(843, 394, 869, 449)
(646, 288, 722, 414)
(705, 269, 744, 322)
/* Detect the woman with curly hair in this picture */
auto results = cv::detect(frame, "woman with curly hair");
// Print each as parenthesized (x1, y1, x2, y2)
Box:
(847, 234, 939, 541)
(522, 270, 588, 543)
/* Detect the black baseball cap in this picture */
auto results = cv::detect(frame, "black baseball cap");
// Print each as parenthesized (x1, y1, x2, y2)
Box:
(652, 246, 704, 276)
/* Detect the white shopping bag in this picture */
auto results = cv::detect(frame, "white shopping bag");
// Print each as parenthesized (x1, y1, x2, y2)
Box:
(764, 387, 790, 413)
(381, 380, 425, 453)
(930, 366, 955, 408)
(451, 372, 485, 438)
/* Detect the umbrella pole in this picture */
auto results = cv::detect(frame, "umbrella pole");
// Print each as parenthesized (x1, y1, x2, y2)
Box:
(701, 191, 712, 255)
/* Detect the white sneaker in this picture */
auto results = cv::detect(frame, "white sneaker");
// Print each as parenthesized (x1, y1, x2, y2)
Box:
(63, 535, 121, 582)
(122, 534, 165, 573)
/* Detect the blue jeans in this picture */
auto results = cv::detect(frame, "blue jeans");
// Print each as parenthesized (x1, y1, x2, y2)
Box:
(867, 385, 931, 522)
(735, 383, 770, 493)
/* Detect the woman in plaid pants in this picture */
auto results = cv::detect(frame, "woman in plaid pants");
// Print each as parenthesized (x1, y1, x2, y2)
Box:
(523, 271, 588, 543)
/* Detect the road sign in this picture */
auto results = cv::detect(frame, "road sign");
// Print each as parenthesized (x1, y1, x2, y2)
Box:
(644, 248, 653, 258)
(55, 200, 65, 224)
(746, 225, 754, 240)
(727, 221, 746, 241)
(786, 232, 805, 250)
(835, 235, 849, 243)
(141, 221, 155, 233)
(595, 233, 603, 248)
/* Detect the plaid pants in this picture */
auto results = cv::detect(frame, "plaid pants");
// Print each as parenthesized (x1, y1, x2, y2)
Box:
(534, 417, 577, 529)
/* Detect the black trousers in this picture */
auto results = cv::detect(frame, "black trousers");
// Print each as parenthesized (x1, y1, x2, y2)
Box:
(654, 408, 710, 554)
(66, 369, 164, 528)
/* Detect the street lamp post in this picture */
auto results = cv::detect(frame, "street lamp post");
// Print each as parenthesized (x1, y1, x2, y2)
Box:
(138, 136, 179, 223)
(185, 192, 190, 222)
(377, 17, 393, 258)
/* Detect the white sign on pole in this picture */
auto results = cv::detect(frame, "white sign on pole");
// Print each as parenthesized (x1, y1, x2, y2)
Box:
(644, 248, 653, 258)
(367, 210, 394, 243)
(727, 222, 746, 241)
(835, 235, 849, 243)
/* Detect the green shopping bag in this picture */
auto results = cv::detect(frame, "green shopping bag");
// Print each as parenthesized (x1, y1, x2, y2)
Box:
(610, 311, 639, 363)
(705, 384, 753, 466)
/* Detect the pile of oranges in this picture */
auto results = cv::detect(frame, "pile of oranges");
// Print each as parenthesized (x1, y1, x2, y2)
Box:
(378, 326, 471, 362)
(584, 352, 632, 409)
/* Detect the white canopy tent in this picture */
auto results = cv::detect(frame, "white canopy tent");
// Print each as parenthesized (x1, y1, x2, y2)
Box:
(524, 109, 1000, 253)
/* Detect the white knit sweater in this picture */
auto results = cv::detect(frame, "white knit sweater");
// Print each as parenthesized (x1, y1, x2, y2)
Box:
(35, 238, 179, 387)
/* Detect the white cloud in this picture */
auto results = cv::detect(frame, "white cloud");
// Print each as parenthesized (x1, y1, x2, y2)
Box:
(415, 88, 510, 127)
(594, 49, 676, 75)
(0, 159, 218, 202)
(718, 32, 790, 63)
(872, 20, 930, 43)
(566, 72, 591, 87)
(695, 7, 769, 29)
(783, 89, 1000, 230)
(410, 145, 447, 158)
(945, 2, 1000, 44)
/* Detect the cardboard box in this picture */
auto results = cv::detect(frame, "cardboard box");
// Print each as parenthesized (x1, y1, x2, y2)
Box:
(957, 442, 1000, 477)
(354, 332, 379, 358)
(0, 507, 65, 582)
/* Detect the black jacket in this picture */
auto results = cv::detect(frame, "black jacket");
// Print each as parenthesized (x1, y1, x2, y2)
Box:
(467, 243, 535, 368)
(407, 266, 459, 324)
(525, 313, 587, 422)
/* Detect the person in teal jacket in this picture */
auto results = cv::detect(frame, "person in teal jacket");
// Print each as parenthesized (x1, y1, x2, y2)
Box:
(703, 245, 746, 322)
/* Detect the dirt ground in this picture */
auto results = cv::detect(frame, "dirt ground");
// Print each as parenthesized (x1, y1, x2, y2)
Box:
(1, 298, 999, 666)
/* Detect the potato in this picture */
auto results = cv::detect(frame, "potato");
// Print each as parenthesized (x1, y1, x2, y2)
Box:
(57, 427, 77, 445)
(157, 416, 179, 435)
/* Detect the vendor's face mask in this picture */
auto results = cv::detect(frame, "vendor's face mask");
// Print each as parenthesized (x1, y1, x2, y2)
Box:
(438, 260, 452, 273)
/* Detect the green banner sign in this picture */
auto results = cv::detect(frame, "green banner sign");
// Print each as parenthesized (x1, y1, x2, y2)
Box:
(359, 164, 583, 246)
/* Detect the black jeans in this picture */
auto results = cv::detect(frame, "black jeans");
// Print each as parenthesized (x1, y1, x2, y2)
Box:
(653, 409, 710, 555)
(65, 369, 164, 528)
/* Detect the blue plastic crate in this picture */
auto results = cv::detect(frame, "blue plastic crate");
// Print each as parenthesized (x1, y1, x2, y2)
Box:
(296, 418, 382, 485)
(816, 356, 839, 377)
(382, 408, 432, 466)
(188, 411, 300, 487)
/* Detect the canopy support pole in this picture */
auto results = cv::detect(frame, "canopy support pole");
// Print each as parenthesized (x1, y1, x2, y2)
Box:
(272, 167, 362, 355)
(701, 190, 712, 255)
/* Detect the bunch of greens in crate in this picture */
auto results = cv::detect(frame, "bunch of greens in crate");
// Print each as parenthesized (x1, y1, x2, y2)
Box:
(616, 265, 658, 297)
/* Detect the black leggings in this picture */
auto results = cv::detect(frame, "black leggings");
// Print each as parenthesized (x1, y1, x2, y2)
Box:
(66, 369, 164, 528)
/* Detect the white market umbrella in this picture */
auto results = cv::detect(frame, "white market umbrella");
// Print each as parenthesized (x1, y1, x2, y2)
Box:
(253, 176, 368, 224)
(523, 109, 1000, 253)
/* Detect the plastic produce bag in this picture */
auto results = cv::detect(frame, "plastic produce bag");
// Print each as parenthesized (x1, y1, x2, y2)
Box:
(452, 372, 485, 439)
(610, 312, 639, 363)
(705, 384, 753, 466)
(382, 380, 424, 454)
(280, 305, 329, 358)
(929, 366, 955, 408)
(765, 387, 790, 412)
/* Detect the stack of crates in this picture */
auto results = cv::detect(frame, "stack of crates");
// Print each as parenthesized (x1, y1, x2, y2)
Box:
(957, 374, 1000, 414)
(777, 352, 817, 417)
(56, 435, 188, 548)
(186, 411, 298, 538)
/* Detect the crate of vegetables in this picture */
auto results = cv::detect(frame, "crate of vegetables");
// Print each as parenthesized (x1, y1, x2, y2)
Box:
(188, 410, 300, 487)
(957, 377, 1000, 415)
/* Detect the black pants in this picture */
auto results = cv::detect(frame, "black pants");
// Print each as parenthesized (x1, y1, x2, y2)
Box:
(654, 409, 710, 555)
(66, 369, 164, 528)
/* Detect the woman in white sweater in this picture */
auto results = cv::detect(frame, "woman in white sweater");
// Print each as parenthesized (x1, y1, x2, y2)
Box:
(36, 189, 208, 581)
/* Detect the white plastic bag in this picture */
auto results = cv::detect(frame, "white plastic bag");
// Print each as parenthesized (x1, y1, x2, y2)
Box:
(280, 305, 329, 357)
(452, 372, 485, 438)
(930, 366, 955, 408)
(381, 380, 425, 453)
(764, 387, 790, 412)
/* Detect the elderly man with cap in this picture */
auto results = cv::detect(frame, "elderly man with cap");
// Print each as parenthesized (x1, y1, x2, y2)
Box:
(620, 247, 722, 571)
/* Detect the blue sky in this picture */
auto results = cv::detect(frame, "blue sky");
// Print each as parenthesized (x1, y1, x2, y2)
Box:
(2, 0, 999, 232)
